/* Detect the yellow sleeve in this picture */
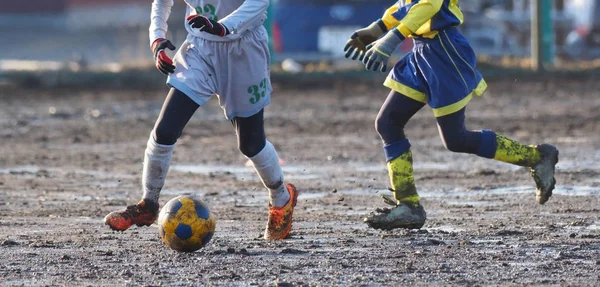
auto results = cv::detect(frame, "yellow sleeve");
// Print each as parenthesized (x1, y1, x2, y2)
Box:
(381, 4, 401, 31)
(391, 0, 444, 38)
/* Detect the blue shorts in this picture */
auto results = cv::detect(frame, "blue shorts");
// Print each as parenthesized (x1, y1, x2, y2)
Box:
(383, 27, 487, 117)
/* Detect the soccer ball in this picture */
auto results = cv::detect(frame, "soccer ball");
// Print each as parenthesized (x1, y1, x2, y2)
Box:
(157, 195, 216, 252)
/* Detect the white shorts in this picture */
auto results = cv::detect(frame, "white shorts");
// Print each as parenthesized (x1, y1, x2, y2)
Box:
(167, 26, 272, 120)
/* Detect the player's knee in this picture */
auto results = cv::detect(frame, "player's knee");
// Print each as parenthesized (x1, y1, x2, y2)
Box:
(238, 137, 266, 158)
(443, 138, 466, 153)
(375, 113, 391, 139)
(440, 131, 468, 153)
(153, 123, 181, 145)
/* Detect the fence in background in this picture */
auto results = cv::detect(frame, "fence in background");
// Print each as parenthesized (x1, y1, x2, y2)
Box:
(0, 0, 599, 83)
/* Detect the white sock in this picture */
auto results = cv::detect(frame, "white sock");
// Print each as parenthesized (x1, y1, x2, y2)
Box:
(247, 141, 290, 207)
(142, 135, 174, 203)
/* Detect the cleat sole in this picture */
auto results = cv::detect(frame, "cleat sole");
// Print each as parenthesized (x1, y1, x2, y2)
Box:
(534, 145, 559, 205)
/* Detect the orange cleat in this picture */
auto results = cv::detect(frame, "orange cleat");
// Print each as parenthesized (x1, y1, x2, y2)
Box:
(264, 183, 299, 240)
(104, 199, 159, 231)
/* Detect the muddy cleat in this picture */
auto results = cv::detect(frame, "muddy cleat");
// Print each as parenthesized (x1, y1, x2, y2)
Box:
(264, 183, 299, 240)
(531, 144, 559, 205)
(104, 199, 159, 231)
(364, 194, 426, 230)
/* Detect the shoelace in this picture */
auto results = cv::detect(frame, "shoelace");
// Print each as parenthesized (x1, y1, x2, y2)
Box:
(380, 193, 398, 207)
(122, 204, 145, 220)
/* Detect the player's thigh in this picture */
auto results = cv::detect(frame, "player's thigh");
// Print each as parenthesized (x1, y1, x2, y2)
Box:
(376, 91, 426, 131)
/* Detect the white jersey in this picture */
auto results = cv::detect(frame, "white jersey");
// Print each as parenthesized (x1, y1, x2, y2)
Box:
(150, 0, 269, 44)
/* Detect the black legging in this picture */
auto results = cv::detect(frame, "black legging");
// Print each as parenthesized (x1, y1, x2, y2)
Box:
(153, 88, 266, 157)
(375, 90, 483, 154)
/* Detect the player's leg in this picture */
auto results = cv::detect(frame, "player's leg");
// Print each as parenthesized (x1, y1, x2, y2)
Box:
(435, 108, 487, 155)
(144, 88, 200, 201)
(436, 108, 559, 204)
(209, 26, 297, 239)
(233, 109, 298, 240)
(364, 90, 427, 230)
(233, 109, 290, 207)
(104, 89, 200, 231)
(375, 90, 424, 206)
(104, 37, 216, 231)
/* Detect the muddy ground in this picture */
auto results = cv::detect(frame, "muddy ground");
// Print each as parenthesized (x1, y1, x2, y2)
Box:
(0, 79, 599, 286)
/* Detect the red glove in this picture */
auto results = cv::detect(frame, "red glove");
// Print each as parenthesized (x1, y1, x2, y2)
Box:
(152, 38, 176, 75)
(186, 15, 230, 37)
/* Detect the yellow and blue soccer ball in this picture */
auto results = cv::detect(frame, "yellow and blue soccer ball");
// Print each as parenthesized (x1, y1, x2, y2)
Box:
(158, 195, 216, 252)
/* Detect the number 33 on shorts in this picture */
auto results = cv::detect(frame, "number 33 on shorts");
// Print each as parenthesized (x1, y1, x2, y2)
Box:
(248, 78, 267, 104)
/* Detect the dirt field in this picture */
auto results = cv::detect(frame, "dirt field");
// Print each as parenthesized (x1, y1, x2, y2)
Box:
(1, 79, 599, 286)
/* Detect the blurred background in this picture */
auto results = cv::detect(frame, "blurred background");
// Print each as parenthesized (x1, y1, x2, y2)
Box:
(0, 0, 599, 85)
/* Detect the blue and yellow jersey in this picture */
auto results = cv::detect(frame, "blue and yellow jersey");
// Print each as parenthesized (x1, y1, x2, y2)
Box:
(381, 0, 463, 39)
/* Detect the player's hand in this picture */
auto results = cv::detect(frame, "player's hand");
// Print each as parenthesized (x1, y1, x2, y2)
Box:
(152, 38, 176, 75)
(344, 20, 387, 61)
(187, 15, 230, 37)
(362, 30, 404, 73)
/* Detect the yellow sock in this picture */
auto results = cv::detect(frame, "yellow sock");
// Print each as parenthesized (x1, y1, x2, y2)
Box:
(388, 150, 420, 206)
(493, 134, 541, 167)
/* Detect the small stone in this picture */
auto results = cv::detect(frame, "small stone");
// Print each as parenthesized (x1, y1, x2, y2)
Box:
(227, 247, 235, 253)
(275, 280, 294, 287)
(569, 233, 577, 238)
(332, 189, 337, 193)
(425, 239, 445, 246)
(1, 239, 18, 246)
(280, 248, 307, 254)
